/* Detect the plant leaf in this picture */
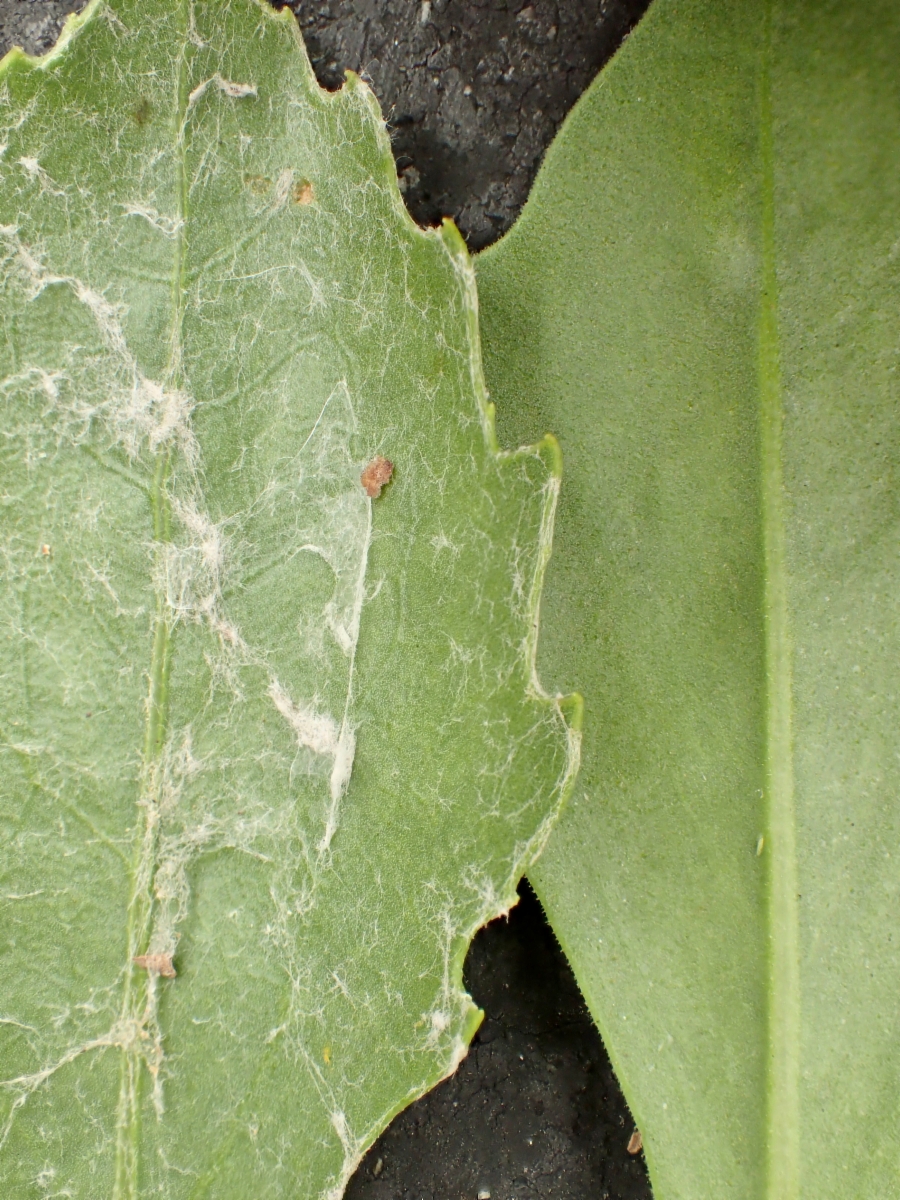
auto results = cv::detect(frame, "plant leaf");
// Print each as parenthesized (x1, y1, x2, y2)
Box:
(478, 0, 900, 1196)
(0, 2, 579, 1196)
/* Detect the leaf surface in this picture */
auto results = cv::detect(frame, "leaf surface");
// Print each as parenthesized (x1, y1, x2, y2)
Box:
(0, 2, 578, 1196)
(478, 1, 900, 1196)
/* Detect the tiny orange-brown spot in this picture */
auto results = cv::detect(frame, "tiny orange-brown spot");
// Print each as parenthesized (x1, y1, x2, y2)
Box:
(134, 953, 176, 978)
(40, 544, 51, 557)
(292, 179, 314, 205)
(360, 456, 394, 499)
(626, 1130, 643, 1156)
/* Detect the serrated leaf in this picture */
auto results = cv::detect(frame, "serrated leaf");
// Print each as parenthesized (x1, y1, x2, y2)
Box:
(478, 0, 900, 1196)
(0, 2, 579, 1196)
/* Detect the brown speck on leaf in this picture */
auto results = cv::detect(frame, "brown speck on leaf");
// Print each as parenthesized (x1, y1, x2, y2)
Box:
(134, 953, 176, 978)
(627, 1129, 643, 1155)
(132, 97, 152, 126)
(292, 179, 314, 205)
(360, 456, 394, 498)
(243, 172, 272, 196)
(40, 544, 51, 556)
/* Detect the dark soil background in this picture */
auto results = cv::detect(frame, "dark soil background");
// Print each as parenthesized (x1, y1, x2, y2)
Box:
(1, 2, 653, 1196)
(283, 0, 649, 250)
(346, 882, 651, 1200)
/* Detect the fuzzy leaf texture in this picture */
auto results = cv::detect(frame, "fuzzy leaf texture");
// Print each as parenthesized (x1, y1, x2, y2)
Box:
(0, 2, 579, 1197)
(478, 1, 900, 1197)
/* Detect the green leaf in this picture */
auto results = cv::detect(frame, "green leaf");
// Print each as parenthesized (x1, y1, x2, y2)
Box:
(478, 0, 900, 1196)
(0, 2, 578, 1195)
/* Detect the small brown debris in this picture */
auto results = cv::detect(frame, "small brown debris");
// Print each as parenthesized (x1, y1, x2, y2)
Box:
(133, 953, 176, 978)
(292, 179, 314, 205)
(626, 1129, 643, 1156)
(40, 544, 51, 556)
(360, 456, 394, 499)
(244, 173, 272, 196)
(132, 98, 152, 126)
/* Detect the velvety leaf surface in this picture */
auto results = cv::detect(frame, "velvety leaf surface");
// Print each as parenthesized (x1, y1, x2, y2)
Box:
(0, 2, 578, 1196)
(478, 1, 900, 1196)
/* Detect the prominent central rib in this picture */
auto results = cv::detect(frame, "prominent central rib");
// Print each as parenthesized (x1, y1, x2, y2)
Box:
(759, 4, 800, 1196)
(114, 3, 191, 1194)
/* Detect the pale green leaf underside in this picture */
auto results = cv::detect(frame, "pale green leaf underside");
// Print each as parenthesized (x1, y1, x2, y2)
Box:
(0, 3, 578, 1196)
(478, 1, 900, 1197)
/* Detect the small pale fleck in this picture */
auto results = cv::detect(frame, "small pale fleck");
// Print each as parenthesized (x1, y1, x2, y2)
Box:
(292, 179, 314, 205)
(627, 1129, 643, 1155)
(477, 1191, 491, 1199)
(398, 165, 420, 194)
(39, 544, 51, 556)
(372, 1158, 383, 1178)
(218, 79, 257, 99)
(360, 456, 394, 499)
(323, 1044, 332, 1065)
(133, 953, 176, 978)
(756, 835, 765, 857)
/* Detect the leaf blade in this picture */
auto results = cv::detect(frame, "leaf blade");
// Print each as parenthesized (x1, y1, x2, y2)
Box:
(0, 2, 576, 1195)
(478, 0, 900, 1195)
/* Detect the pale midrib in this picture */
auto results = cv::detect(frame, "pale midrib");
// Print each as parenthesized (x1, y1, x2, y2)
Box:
(759, 2, 800, 1197)
(113, 2, 191, 1194)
